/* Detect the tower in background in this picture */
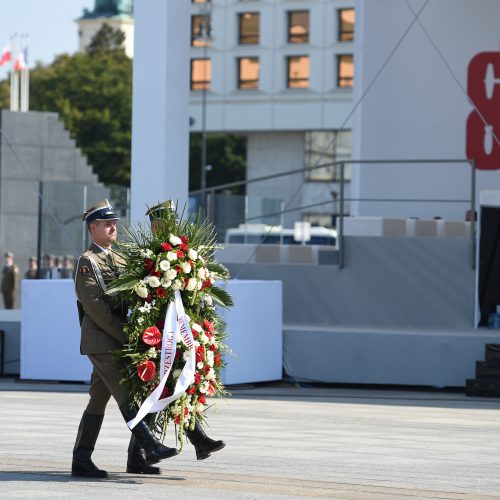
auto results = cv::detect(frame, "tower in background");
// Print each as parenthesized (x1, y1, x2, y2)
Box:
(77, 0, 134, 58)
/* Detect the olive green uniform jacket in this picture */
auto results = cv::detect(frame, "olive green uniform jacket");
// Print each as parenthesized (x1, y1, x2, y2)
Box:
(74, 242, 127, 354)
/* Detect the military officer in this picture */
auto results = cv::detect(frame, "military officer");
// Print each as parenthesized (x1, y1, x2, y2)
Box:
(24, 256, 38, 279)
(1, 252, 19, 309)
(72, 199, 178, 479)
(145, 200, 226, 461)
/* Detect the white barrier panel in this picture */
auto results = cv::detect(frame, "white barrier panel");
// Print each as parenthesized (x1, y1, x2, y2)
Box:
(21, 279, 283, 385)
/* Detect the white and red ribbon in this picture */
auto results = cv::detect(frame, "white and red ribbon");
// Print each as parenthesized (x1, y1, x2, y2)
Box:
(127, 290, 196, 429)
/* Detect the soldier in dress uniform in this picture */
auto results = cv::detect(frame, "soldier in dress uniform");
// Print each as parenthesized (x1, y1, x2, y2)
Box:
(24, 256, 38, 279)
(146, 200, 226, 461)
(1, 252, 19, 309)
(60, 255, 74, 279)
(72, 199, 178, 479)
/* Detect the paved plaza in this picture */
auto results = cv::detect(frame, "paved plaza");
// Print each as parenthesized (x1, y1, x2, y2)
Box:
(0, 379, 500, 499)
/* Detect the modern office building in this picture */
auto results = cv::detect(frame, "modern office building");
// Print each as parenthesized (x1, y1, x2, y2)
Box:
(189, 0, 355, 228)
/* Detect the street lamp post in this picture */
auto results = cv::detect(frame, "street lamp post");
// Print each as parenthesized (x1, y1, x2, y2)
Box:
(198, 3, 212, 213)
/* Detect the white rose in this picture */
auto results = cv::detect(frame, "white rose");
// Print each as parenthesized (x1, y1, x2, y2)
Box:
(159, 260, 170, 271)
(206, 351, 214, 366)
(200, 333, 209, 344)
(166, 269, 177, 280)
(192, 323, 203, 333)
(172, 279, 182, 291)
(205, 368, 215, 380)
(197, 361, 204, 370)
(169, 234, 182, 246)
(186, 278, 197, 291)
(182, 262, 192, 274)
(197, 268, 207, 279)
(161, 278, 172, 289)
(204, 295, 213, 306)
(183, 351, 191, 362)
(167, 251, 177, 261)
(136, 285, 148, 298)
(197, 280, 203, 290)
(147, 276, 161, 288)
(173, 369, 181, 379)
(194, 340, 200, 348)
(188, 248, 198, 260)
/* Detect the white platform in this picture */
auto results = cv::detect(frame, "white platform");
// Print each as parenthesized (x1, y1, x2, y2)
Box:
(20, 279, 283, 385)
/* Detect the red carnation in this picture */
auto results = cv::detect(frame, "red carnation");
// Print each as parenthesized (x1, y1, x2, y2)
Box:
(180, 243, 188, 252)
(142, 326, 162, 346)
(175, 350, 181, 360)
(215, 354, 222, 366)
(187, 386, 196, 395)
(204, 319, 215, 333)
(198, 395, 207, 404)
(210, 343, 217, 352)
(180, 235, 188, 244)
(155, 287, 166, 298)
(191, 328, 198, 339)
(202, 279, 211, 290)
(184, 407, 189, 416)
(146, 293, 153, 303)
(184, 277, 189, 289)
(137, 360, 156, 382)
(175, 265, 182, 273)
(176, 250, 185, 259)
(204, 365, 211, 375)
(149, 269, 161, 277)
(174, 415, 181, 425)
(194, 372, 202, 384)
(144, 258, 154, 271)
(161, 242, 172, 251)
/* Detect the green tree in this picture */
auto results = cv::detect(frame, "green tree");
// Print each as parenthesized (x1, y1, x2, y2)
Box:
(86, 23, 126, 55)
(0, 25, 132, 186)
(189, 133, 246, 194)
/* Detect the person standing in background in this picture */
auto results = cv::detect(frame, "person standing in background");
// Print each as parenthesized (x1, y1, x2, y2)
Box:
(1, 252, 19, 309)
(24, 256, 38, 279)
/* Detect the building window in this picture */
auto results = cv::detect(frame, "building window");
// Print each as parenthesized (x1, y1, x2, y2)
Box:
(338, 9, 355, 41)
(304, 130, 352, 181)
(288, 11, 309, 43)
(191, 15, 211, 47)
(238, 57, 259, 89)
(239, 12, 259, 44)
(191, 59, 211, 90)
(337, 54, 353, 88)
(287, 56, 309, 88)
(303, 213, 335, 229)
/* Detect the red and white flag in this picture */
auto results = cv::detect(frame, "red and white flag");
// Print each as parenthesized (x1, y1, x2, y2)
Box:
(14, 47, 28, 71)
(0, 43, 12, 67)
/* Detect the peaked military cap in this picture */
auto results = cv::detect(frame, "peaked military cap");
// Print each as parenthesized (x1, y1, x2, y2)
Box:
(83, 199, 119, 224)
(145, 200, 176, 221)
(4, 251, 14, 258)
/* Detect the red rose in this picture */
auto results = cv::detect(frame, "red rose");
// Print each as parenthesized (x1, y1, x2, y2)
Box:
(161, 242, 172, 251)
(204, 319, 215, 333)
(187, 386, 196, 395)
(144, 258, 154, 271)
(194, 372, 202, 384)
(176, 250, 185, 259)
(155, 287, 166, 298)
(142, 326, 162, 346)
(210, 343, 217, 352)
(196, 351, 204, 363)
(204, 365, 211, 375)
(137, 360, 156, 382)
(146, 293, 153, 303)
(175, 265, 182, 273)
(149, 269, 161, 277)
(174, 415, 181, 425)
(198, 395, 206, 404)
(180, 235, 188, 244)
(215, 354, 221, 366)
(202, 279, 211, 290)
(180, 243, 188, 252)
(191, 328, 198, 339)
(184, 407, 189, 416)
(183, 277, 189, 289)
(207, 383, 216, 396)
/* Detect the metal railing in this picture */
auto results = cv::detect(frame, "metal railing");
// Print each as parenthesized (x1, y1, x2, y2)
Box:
(190, 158, 477, 270)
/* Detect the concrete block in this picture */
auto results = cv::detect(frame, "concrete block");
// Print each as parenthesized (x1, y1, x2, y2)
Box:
(382, 218, 406, 237)
(255, 245, 281, 263)
(1, 179, 40, 215)
(286, 245, 314, 264)
(414, 219, 438, 238)
(1, 145, 42, 180)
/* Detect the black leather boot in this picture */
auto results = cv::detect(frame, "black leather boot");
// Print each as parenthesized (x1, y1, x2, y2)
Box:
(186, 420, 226, 460)
(126, 435, 161, 474)
(71, 411, 108, 478)
(120, 405, 178, 465)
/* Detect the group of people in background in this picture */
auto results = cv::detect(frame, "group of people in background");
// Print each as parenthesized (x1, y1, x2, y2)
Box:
(1, 252, 75, 309)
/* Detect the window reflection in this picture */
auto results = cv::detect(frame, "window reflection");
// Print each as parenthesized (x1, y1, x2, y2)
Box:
(239, 12, 259, 44)
(337, 54, 353, 88)
(191, 15, 211, 47)
(338, 9, 355, 42)
(191, 59, 211, 90)
(288, 11, 309, 44)
(287, 56, 309, 88)
(238, 57, 260, 89)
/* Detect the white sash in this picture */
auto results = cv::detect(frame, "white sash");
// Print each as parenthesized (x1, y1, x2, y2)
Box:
(127, 290, 196, 429)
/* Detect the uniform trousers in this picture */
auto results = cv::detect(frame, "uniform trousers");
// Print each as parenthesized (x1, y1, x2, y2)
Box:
(85, 352, 128, 415)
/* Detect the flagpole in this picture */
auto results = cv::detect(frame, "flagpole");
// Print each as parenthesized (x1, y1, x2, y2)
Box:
(9, 35, 17, 111)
